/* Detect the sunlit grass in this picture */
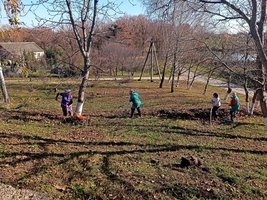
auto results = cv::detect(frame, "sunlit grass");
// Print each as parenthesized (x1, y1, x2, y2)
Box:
(0, 77, 266, 199)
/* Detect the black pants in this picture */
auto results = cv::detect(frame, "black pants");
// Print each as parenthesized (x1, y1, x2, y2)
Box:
(131, 107, 141, 117)
(230, 110, 236, 121)
(212, 106, 220, 120)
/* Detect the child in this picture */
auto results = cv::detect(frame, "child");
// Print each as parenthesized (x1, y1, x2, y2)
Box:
(211, 93, 221, 120)
(56, 89, 73, 117)
(129, 89, 142, 118)
(229, 92, 240, 122)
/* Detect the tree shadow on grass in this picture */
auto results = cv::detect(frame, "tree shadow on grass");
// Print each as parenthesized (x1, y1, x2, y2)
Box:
(3, 110, 62, 123)
(0, 131, 266, 168)
(0, 128, 266, 199)
(1, 142, 266, 171)
(97, 121, 267, 142)
(159, 182, 229, 200)
(0, 132, 147, 147)
(100, 155, 151, 199)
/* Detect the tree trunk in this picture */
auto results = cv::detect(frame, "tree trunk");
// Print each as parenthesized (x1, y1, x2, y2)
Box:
(223, 75, 232, 100)
(75, 57, 90, 116)
(152, 42, 161, 80)
(159, 51, 169, 88)
(188, 67, 198, 90)
(0, 67, 9, 103)
(176, 72, 181, 87)
(188, 75, 196, 90)
(139, 41, 152, 81)
(250, 89, 261, 115)
(258, 88, 267, 129)
(150, 43, 154, 82)
(203, 68, 214, 95)
(249, 11, 267, 128)
(187, 68, 191, 88)
(168, 66, 173, 83)
(203, 77, 210, 95)
(171, 41, 178, 93)
(244, 77, 250, 114)
(171, 54, 177, 93)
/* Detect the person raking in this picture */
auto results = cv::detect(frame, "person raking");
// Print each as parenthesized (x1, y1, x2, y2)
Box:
(229, 92, 240, 122)
(211, 93, 221, 120)
(56, 89, 73, 118)
(129, 89, 142, 118)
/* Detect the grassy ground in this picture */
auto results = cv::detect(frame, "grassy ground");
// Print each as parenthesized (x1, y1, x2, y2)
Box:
(0, 77, 266, 200)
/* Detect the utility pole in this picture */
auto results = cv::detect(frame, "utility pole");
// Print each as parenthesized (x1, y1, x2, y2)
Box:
(139, 38, 161, 82)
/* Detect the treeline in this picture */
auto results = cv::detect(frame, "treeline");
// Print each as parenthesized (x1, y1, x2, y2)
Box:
(0, 15, 258, 83)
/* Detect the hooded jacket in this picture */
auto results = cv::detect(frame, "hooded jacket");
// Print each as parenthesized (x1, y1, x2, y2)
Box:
(230, 95, 240, 112)
(129, 92, 142, 108)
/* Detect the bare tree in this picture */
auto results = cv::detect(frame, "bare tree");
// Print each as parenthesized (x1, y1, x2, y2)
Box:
(187, 0, 267, 127)
(0, 0, 22, 103)
(95, 41, 142, 78)
(28, 0, 119, 117)
(4, 0, 21, 25)
(0, 67, 9, 103)
(196, 0, 267, 127)
(142, 0, 267, 127)
(143, 0, 211, 93)
(203, 62, 217, 95)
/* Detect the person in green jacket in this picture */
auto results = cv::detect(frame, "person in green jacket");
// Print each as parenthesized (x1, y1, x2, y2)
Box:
(229, 92, 240, 122)
(129, 89, 142, 118)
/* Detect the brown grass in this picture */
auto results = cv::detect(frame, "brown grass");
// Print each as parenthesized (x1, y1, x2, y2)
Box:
(0, 78, 266, 199)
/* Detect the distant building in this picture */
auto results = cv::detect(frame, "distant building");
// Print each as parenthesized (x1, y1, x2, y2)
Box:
(0, 42, 44, 60)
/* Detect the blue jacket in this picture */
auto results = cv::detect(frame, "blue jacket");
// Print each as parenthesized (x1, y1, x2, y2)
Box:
(129, 92, 142, 108)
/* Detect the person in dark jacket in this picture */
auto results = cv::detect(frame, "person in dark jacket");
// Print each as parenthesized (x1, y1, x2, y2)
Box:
(56, 89, 73, 117)
(129, 89, 142, 118)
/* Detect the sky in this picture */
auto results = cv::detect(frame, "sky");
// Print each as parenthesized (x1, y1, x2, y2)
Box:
(119, 0, 145, 16)
(0, 0, 146, 27)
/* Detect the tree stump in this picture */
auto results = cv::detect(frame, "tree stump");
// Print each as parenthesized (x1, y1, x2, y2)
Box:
(180, 156, 202, 168)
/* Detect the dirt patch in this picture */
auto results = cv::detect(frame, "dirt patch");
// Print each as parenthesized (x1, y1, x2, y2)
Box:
(0, 110, 93, 127)
(155, 108, 261, 123)
(102, 109, 130, 119)
(98, 107, 262, 124)
(156, 108, 226, 121)
(2, 110, 62, 123)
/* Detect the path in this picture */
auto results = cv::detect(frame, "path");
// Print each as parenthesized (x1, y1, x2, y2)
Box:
(91, 75, 254, 96)
(187, 76, 255, 96)
(0, 183, 49, 200)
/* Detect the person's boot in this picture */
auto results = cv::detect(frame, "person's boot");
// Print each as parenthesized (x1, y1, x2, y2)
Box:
(137, 108, 141, 117)
(130, 108, 135, 118)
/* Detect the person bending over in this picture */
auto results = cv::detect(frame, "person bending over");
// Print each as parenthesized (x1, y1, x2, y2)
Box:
(129, 89, 142, 118)
(56, 89, 73, 117)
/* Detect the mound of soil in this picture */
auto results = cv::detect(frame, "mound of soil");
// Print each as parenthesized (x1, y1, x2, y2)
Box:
(155, 108, 256, 122)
